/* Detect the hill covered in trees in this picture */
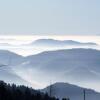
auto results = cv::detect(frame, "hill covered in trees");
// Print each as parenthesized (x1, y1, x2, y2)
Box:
(0, 81, 59, 100)
(42, 82, 100, 100)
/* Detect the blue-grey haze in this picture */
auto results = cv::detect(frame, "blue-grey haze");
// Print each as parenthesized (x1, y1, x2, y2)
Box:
(0, 0, 100, 35)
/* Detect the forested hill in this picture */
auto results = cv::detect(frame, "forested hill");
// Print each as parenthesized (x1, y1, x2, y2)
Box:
(0, 81, 58, 100)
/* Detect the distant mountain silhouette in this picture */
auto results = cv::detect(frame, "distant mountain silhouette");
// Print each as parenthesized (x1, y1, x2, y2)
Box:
(31, 39, 97, 46)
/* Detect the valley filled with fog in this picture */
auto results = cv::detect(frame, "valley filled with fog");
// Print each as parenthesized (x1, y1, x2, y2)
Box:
(0, 37, 100, 93)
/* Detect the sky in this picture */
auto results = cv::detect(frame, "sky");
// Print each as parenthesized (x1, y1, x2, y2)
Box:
(0, 0, 100, 35)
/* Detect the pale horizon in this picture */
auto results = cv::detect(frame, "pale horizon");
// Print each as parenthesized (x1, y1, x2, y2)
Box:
(0, 35, 100, 44)
(0, 35, 100, 56)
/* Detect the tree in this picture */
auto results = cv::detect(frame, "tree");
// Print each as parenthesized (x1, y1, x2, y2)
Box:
(62, 97, 70, 100)
(0, 80, 58, 100)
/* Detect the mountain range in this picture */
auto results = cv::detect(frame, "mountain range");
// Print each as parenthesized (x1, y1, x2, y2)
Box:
(0, 49, 100, 91)
(0, 39, 98, 47)
(31, 39, 98, 47)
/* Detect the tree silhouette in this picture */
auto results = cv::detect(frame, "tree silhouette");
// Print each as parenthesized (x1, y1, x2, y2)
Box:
(62, 98, 70, 100)
(0, 80, 59, 100)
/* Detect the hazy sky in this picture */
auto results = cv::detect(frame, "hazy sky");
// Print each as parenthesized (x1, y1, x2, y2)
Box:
(0, 0, 100, 35)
